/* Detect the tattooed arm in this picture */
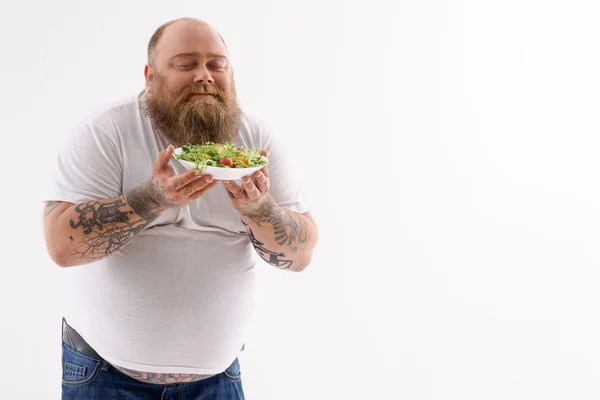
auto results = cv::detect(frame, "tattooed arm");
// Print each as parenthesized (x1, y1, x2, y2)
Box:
(43, 145, 217, 267)
(43, 183, 165, 267)
(240, 195, 318, 272)
(221, 152, 318, 272)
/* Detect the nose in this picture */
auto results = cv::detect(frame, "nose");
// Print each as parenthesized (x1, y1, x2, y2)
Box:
(194, 66, 214, 85)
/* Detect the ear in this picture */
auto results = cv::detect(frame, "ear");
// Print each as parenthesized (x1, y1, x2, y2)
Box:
(144, 64, 153, 85)
(144, 64, 154, 96)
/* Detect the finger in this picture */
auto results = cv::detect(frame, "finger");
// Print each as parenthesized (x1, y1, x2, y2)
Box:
(253, 170, 270, 193)
(167, 169, 203, 191)
(258, 149, 270, 179)
(188, 180, 219, 200)
(242, 176, 261, 200)
(223, 180, 246, 201)
(178, 175, 215, 197)
(161, 145, 175, 167)
(164, 145, 175, 163)
(154, 145, 175, 175)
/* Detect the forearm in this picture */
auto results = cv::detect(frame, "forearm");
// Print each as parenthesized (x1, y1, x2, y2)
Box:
(45, 179, 168, 267)
(240, 196, 317, 272)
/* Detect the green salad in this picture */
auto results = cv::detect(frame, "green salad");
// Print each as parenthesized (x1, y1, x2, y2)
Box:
(175, 142, 269, 171)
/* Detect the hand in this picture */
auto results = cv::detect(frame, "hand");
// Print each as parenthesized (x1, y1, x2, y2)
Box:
(222, 150, 270, 214)
(151, 145, 219, 208)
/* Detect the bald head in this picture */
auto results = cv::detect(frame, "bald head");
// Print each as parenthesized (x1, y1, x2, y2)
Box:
(147, 18, 227, 65)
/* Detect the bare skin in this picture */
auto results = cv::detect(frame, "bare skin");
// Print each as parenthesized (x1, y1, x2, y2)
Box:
(111, 364, 215, 385)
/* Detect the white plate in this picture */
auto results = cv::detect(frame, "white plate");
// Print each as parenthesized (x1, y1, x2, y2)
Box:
(173, 147, 269, 180)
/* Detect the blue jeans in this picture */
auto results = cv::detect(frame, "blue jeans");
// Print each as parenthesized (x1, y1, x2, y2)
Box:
(61, 342, 245, 399)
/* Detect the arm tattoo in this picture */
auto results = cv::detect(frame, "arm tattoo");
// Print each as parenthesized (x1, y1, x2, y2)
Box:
(69, 198, 147, 261)
(242, 220, 293, 269)
(69, 198, 133, 235)
(44, 201, 62, 216)
(68, 181, 166, 262)
(242, 197, 308, 253)
(111, 364, 214, 385)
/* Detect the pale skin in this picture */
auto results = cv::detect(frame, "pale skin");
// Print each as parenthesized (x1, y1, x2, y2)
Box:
(144, 19, 233, 105)
(44, 19, 318, 385)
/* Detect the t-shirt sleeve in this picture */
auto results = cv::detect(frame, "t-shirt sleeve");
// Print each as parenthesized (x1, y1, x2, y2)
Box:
(259, 123, 310, 214)
(44, 120, 123, 204)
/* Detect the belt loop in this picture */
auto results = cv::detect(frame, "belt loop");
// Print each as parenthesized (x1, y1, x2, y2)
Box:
(101, 360, 110, 371)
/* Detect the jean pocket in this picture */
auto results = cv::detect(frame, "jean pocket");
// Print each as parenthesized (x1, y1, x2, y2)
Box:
(61, 343, 102, 386)
(64, 361, 86, 379)
(222, 357, 242, 381)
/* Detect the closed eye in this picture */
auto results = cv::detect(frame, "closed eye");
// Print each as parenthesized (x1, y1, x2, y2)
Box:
(209, 63, 226, 71)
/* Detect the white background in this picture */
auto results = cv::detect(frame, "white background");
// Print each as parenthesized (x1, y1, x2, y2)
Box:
(1, 0, 600, 399)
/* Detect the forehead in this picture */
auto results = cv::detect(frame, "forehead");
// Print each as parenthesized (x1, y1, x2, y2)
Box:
(155, 21, 228, 62)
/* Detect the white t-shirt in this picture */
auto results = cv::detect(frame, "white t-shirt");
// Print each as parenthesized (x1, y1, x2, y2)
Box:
(45, 91, 308, 374)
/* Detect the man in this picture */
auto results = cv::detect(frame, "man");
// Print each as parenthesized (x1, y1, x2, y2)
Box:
(43, 17, 318, 400)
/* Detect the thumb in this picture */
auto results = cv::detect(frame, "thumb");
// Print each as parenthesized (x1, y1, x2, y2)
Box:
(162, 145, 175, 165)
(155, 145, 175, 173)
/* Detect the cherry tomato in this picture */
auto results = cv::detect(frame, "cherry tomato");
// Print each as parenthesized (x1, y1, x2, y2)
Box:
(219, 157, 234, 167)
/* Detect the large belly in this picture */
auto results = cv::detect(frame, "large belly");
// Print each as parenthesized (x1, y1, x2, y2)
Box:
(62, 226, 256, 373)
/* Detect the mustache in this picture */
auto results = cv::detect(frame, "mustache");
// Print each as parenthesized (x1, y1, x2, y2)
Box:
(177, 85, 223, 101)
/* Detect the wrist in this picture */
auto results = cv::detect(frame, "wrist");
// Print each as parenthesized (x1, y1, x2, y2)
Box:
(238, 195, 275, 218)
(127, 178, 172, 221)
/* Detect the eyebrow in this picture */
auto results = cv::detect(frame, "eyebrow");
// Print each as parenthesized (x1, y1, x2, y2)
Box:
(169, 52, 228, 60)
